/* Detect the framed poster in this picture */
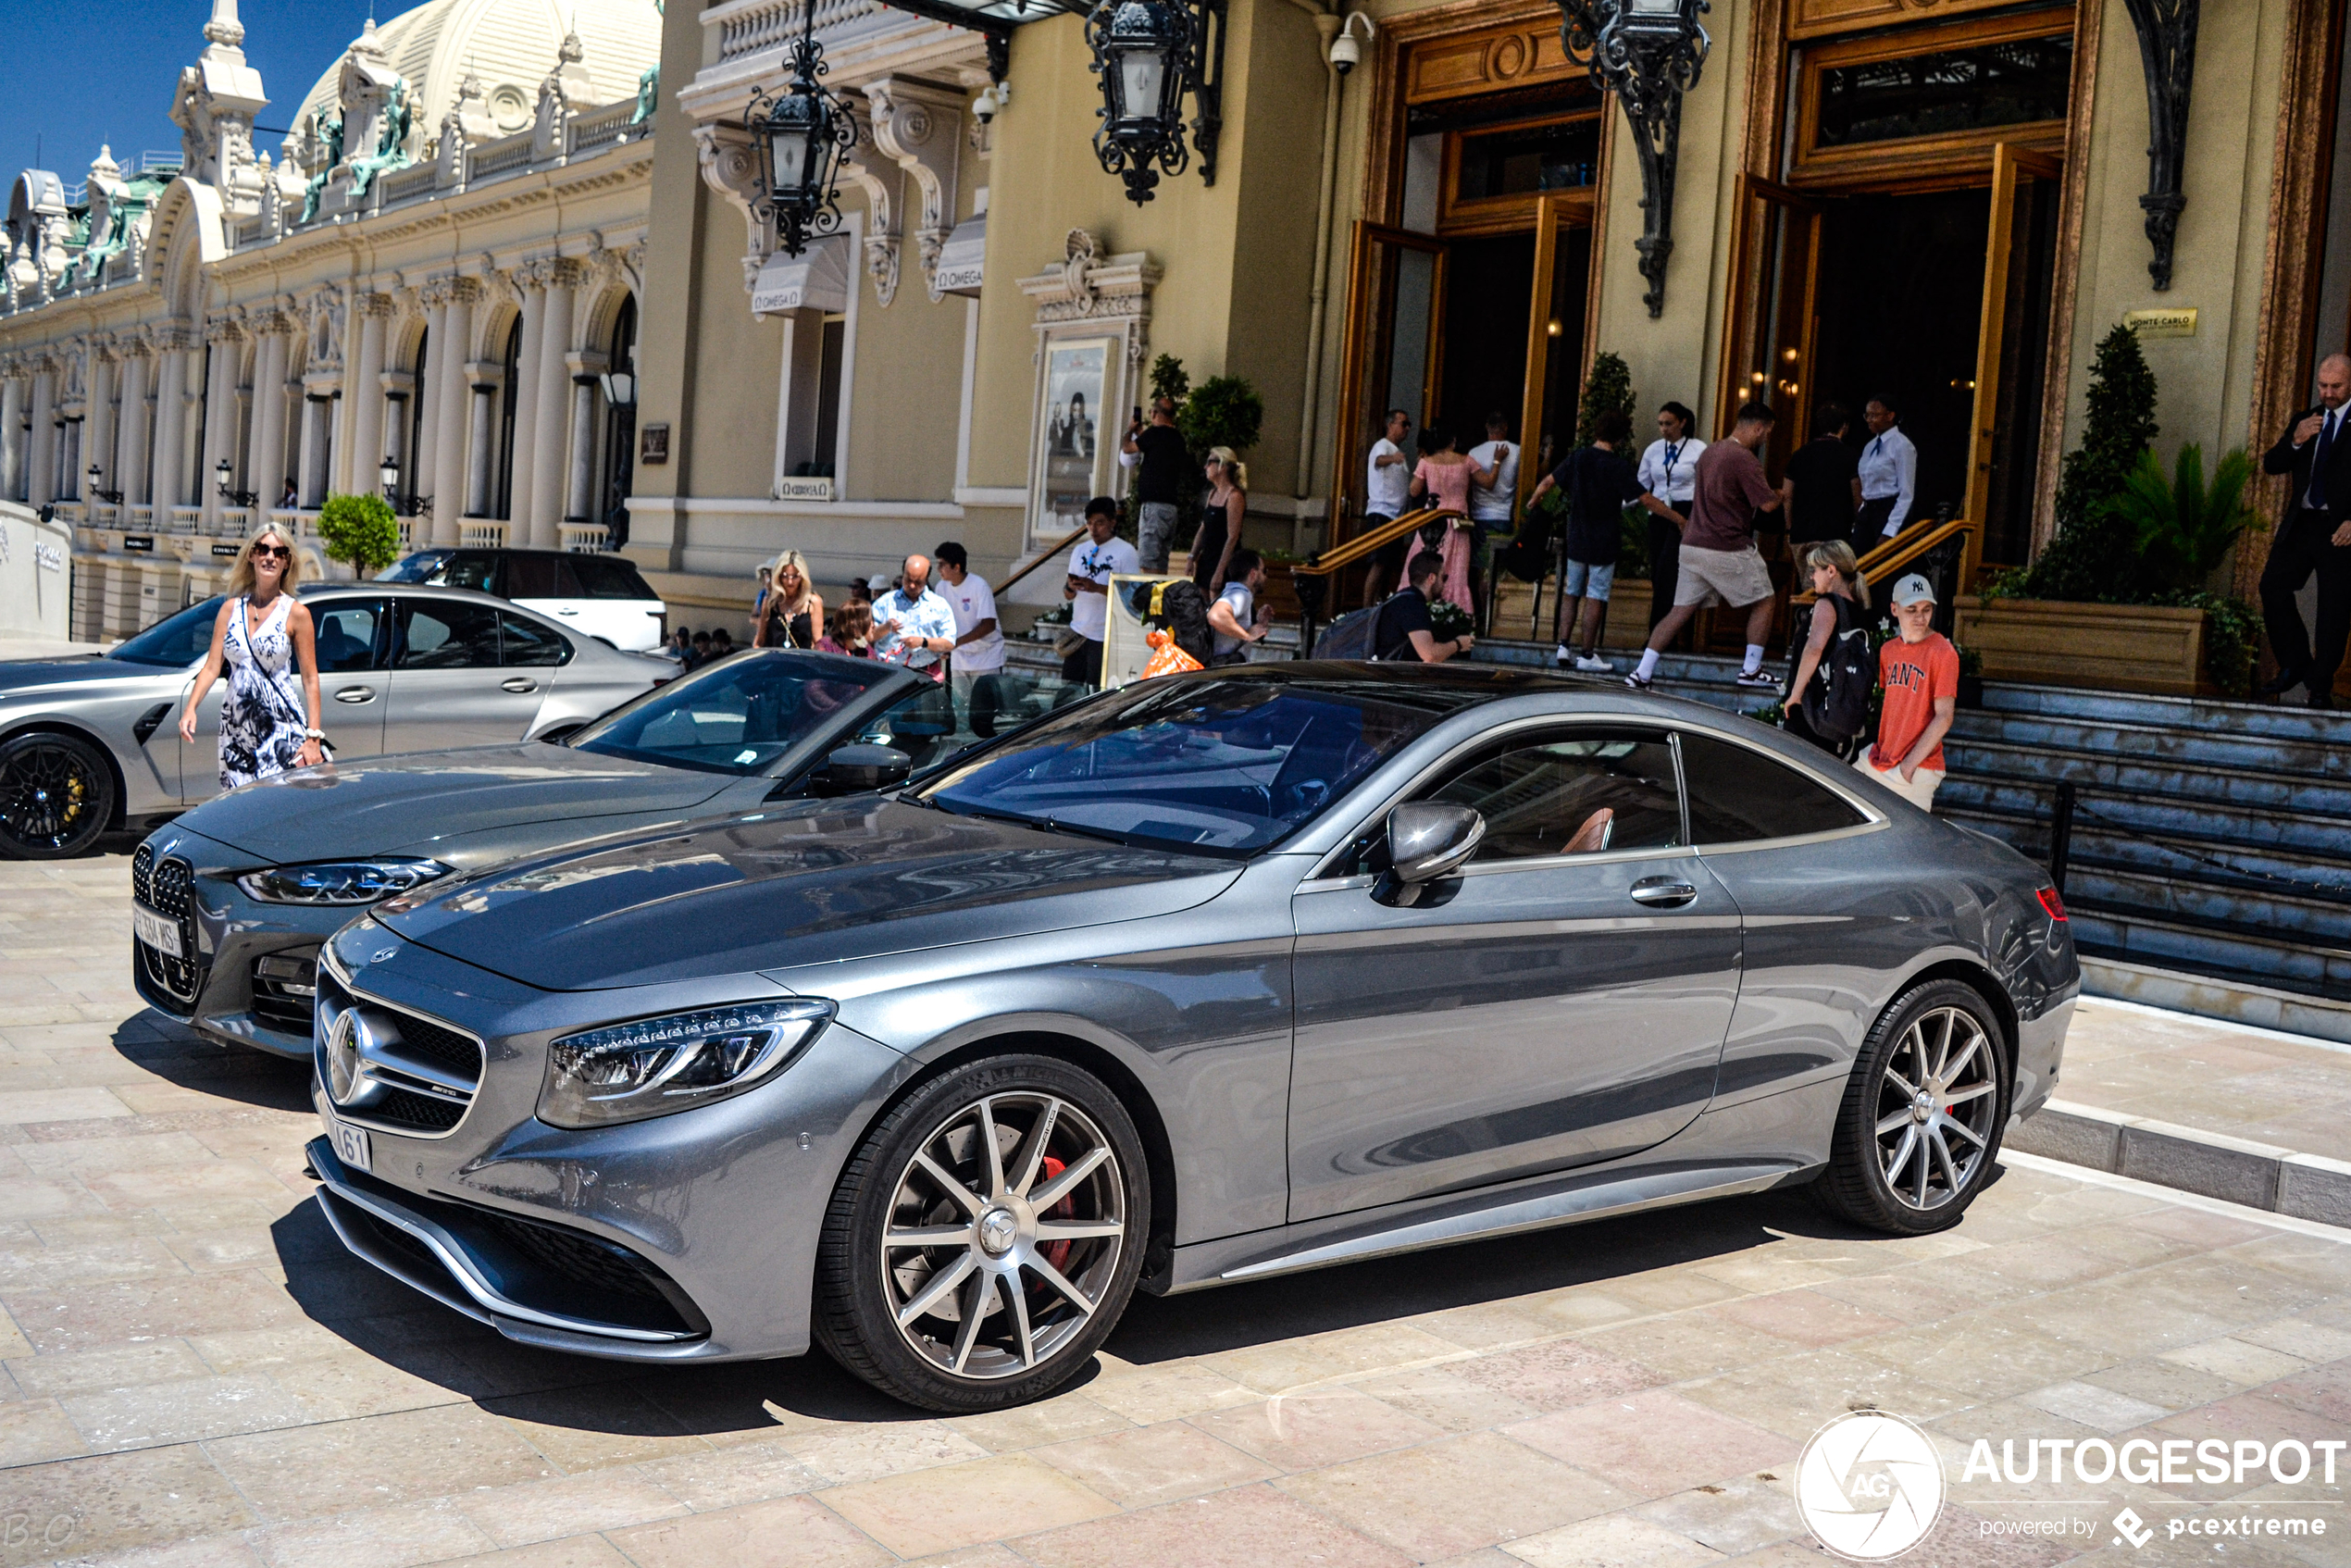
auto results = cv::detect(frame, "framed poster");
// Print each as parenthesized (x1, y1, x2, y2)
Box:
(1031, 336, 1115, 549)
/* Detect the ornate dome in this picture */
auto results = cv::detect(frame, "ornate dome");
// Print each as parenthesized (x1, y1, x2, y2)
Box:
(290, 0, 661, 145)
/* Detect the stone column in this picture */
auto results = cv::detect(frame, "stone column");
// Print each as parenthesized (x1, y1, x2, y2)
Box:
(62, 420, 81, 500)
(85, 355, 116, 504)
(114, 350, 150, 505)
(563, 352, 606, 524)
(346, 296, 390, 502)
(527, 261, 579, 547)
(148, 342, 187, 509)
(415, 292, 448, 518)
(249, 323, 290, 512)
(433, 283, 477, 545)
(508, 272, 546, 527)
(464, 362, 503, 521)
(300, 392, 334, 506)
(199, 330, 237, 529)
(26, 364, 56, 504)
(0, 374, 23, 501)
(381, 370, 415, 504)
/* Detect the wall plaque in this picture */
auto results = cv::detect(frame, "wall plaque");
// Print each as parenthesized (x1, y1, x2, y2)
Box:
(640, 423, 670, 465)
(2123, 307, 2197, 339)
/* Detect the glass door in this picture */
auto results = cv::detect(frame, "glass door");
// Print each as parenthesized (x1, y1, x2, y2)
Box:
(1715, 174, 1822, 466)
(1335, 223, 1449, 538)
(1965, 142, 2063, 576)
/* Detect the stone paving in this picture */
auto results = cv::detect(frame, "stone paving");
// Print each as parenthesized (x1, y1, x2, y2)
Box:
(2046, 1000, 2351, 1165)
(7, 848, 2351, 1566)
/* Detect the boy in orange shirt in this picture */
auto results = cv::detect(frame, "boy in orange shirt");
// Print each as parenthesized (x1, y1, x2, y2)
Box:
(1858, 573, 1958, 810)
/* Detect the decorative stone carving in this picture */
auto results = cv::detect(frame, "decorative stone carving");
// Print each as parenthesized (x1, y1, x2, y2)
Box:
(838, 106, 902, 308)
(1017, 230, 1160, 363)
(304, 286, 347, 374)
(171, 0, 269, 212)
(438, 69, 497, 188)
(865, 78, 964, 304)
(695, 121, 780, 294)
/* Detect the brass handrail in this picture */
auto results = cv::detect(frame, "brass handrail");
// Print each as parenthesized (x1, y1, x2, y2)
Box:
(998, 525, 1089, 595)
(1794, 517, 1976, 604)
(1292, 509, 1465, 578)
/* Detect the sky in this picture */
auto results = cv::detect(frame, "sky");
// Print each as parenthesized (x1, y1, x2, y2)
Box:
(0, 1, 380, 191)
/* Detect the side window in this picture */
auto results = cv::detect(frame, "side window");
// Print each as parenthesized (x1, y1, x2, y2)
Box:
(504, 554, 581, 599)
(574, 556, 653, 599)
(310, 599, 385, 673)
(862, 682, 961, 771)
(438, 554, 498, 591)
(1429, 729, 1684, 861)
(1678, 730, 1868, 844)
(396, 600, 503, 669)
(500, 611, 570, 667)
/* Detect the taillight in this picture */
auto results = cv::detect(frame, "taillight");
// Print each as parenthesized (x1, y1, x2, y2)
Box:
(2035, 886, 2067, 922)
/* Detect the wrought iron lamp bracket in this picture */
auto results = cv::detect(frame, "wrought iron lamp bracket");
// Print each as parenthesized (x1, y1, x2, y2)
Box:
(1561, 0, 1709, 318)
(2121, 0, 2197, 290)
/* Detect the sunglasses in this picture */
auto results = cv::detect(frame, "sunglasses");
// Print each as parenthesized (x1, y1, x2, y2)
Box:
(253, 543, 292, 561)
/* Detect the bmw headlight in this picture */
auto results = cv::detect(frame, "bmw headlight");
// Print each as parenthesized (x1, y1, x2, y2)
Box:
(237, 858, 453, 905)
(540, 999, 834, 1128)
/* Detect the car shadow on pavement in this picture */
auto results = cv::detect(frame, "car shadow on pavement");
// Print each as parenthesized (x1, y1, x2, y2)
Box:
(112, 1011, 316, 1114)
(270, 1167, 2003, 1439)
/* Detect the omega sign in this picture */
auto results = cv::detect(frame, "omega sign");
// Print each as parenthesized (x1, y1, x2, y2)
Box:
(120, 534, 155, 554)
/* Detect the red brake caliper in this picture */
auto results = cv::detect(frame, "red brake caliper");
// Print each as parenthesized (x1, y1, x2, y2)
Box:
(1038, 1155, 1074, 1272)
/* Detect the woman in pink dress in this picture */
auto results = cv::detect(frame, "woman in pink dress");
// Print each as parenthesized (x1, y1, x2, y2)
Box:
(1399, 430, 1477, 616)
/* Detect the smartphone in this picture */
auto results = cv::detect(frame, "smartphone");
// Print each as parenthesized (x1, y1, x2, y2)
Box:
(1133, 406, 1143, 426)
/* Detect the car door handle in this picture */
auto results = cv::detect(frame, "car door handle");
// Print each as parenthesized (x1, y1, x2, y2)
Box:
(333, 686, 377, 703)
(555, 608, 579, 616)
(501, 677, 540, 693)
(1628, 877, 1698, 908)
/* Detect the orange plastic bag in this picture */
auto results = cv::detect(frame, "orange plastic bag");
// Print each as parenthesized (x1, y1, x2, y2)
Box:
(1141, 626, 1203, 678)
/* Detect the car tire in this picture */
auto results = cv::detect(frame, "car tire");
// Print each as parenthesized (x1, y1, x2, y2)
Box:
(814, 1053, 1151, 1412)
(0, 731, 116, 860)
(1818, 978, 2009, 1236)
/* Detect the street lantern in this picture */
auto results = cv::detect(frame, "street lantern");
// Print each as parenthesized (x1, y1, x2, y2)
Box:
(1558, 0, 1710, 317)
(211, 456, 254, 508)
(1087, 0, 1225, 205)
(379, 455, 400, 501)
(745, 0, 857, 258)
(598, 367, 637, 409)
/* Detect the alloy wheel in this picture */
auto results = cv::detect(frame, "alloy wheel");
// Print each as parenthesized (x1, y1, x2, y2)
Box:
(0, 740, 100, 855)
(1873, 1005, 1997, 1212)
(878, 1091, 1126, 1380)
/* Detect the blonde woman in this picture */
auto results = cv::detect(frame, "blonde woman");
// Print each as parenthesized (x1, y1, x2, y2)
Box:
(178, 527, 325, 788)
(1190, 448, 1248, 595)
(753, 550, 825, 650)
(1785, 538, 1872, 757)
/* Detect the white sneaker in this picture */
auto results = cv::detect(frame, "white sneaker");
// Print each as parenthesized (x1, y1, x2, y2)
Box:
(1552, 643, 1575, 666)
(1573, 653, 1613, 673)
(1735, 668, 1778, 689)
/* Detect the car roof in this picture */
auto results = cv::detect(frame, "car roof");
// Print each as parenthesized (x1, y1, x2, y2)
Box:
(299, 581, 516, 608)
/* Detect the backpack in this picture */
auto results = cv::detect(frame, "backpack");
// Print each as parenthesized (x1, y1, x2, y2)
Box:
(1800, 594, 1876, 741)
(1138, 578, 1213, 667)
(1308, 603, 1383, 662)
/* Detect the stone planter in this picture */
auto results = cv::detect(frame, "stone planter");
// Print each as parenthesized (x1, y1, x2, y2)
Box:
(1952, 595, 2207, 696)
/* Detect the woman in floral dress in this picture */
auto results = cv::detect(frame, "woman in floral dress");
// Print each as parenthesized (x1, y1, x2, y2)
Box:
(179, 527, 325, 788)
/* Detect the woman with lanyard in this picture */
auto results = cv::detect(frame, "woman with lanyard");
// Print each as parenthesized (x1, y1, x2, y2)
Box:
(179, 526, 326, 788)
(1634, 401, 1701, 634)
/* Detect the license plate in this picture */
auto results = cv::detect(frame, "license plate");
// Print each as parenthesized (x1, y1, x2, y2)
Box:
(326, 1114, 372, 1174)
(131, 902, 182, 958)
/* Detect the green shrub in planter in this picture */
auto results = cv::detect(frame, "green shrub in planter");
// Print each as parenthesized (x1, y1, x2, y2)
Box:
(316, 492, 401, 576)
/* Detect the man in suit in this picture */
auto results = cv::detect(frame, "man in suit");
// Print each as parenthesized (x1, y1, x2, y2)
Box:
(2260, 353, 2351, 708)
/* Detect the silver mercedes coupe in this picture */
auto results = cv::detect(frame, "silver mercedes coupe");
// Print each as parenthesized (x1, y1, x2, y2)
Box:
(303, 664, 2077, 1412)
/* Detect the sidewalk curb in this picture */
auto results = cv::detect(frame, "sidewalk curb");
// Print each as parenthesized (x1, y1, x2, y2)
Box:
(2009, 1099, 2351, 1226)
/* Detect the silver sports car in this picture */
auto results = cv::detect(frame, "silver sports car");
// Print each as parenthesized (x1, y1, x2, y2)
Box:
(133, 652, 959, 1059)
(0, 584, 669, 859)
(302, 664, 2077, 1412)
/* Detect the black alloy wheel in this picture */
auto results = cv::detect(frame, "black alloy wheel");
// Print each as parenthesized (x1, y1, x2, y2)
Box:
(0, 732, 116, 860)
(1819, 977, 2010, 1235)
(815, 1053, 1151, 1412)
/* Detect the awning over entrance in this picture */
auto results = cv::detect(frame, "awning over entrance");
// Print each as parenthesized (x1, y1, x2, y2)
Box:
(935, 210, 986, 297)
(752, 234, 852, 316)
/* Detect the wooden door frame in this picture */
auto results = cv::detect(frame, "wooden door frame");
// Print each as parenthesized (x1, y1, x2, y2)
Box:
(1963, 143, 2064, 582)
(1713, 174, 1822, 443)
(1332, 222, 1449, 530)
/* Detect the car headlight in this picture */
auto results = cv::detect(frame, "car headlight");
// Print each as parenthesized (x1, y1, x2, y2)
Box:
(237, 858, 454, 905)
(540, 999, 834, 1128)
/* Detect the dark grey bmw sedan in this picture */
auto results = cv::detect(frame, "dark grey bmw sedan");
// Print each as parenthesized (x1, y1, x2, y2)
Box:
(303, 664, 2076, 1412)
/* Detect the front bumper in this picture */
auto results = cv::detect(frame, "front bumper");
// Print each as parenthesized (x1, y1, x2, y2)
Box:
(304, 922, 915, 1362)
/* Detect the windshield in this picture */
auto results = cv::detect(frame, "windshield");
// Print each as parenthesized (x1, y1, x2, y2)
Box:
(569, 653, 899, 775)
(106, 597, 224, 666)
(911, 677, 1456, 855)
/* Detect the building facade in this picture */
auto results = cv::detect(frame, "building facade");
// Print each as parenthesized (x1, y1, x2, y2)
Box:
(627, 0, 2351, 624)
(0, 0, 659, 641)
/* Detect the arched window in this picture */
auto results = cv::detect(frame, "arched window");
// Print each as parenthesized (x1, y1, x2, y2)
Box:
(495, 317, 522, 520)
